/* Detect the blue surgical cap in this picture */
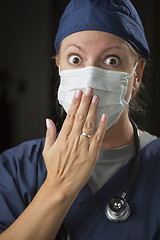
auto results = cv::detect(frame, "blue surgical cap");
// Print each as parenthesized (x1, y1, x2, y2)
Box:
(54, 0, 150, 60)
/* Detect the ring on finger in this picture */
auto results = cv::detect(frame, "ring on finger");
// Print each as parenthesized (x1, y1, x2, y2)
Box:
(82, 131, 92, 139)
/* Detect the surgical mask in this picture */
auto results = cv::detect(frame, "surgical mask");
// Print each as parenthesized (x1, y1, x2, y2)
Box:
(58, 64, 137, 130)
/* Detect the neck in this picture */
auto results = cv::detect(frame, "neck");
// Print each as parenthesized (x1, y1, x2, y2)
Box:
(101, 113, 135, 149)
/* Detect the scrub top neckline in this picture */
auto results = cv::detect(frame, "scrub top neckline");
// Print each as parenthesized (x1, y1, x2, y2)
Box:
(74, 137, 158, 217)
(75, 154, 133, 217)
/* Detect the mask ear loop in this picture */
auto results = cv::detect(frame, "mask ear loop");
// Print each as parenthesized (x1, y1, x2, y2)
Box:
(59, 66, 61, 75)
(129, 61, 138, 78)
(123, 62, 138, 105)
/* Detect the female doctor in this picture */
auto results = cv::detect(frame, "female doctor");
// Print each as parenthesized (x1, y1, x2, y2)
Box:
(0, 0, 160, 239)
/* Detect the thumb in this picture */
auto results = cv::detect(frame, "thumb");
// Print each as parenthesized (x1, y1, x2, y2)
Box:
(44, 118, 57, 152)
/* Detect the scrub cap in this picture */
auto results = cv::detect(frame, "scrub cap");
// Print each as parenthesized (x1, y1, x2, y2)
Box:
(54, 0, 150, 60)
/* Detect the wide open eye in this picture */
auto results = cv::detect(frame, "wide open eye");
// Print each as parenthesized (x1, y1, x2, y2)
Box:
(69, 55, 82, 65)
(104, 56, 120, 66)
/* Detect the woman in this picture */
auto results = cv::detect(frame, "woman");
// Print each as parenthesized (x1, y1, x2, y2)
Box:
(0, 0, 160, 239)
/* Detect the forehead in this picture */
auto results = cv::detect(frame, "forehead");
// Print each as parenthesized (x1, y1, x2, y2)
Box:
(60, 30, 130, 54)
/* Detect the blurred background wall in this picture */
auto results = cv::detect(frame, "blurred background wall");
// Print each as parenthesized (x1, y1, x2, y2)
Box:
(0, 0, 160, 153)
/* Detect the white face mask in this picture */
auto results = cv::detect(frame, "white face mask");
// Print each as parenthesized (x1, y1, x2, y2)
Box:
(58, 64, 137, 130)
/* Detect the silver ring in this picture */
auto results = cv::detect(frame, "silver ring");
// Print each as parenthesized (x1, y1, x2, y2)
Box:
(82, 132, 92, 139)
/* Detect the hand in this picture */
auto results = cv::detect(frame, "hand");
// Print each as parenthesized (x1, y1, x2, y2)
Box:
(43, 87, 107, 198)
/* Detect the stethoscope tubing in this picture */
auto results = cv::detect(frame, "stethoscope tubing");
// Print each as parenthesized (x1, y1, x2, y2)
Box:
(57, 119, 140, 240)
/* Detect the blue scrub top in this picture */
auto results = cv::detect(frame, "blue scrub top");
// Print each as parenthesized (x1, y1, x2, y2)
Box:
(0, 138, 160, 239)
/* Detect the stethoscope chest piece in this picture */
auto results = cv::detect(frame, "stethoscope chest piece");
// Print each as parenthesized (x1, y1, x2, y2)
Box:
(105, 197, 130, 222)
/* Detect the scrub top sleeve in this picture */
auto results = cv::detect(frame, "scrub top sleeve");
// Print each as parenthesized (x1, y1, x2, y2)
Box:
(0, 138, 46, 233)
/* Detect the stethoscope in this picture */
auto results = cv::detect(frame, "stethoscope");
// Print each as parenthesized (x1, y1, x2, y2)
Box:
(55, 119, 140, 240)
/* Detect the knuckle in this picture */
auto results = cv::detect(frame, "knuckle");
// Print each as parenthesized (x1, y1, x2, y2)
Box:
(66, 112, 75, 123)
(76, 113, 85, 123)
(69, 102, 79, 111)
(84, 120, 94, 131)
(94, 134, 103, 143)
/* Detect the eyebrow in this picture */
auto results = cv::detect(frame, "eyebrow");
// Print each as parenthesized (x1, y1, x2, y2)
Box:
(64, 44, 124, 54)
(64, 44, 83, 52)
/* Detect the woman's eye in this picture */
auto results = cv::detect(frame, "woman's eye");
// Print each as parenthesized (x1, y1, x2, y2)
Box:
(104, 56, 120, 66)
(69, 55, 82, 65)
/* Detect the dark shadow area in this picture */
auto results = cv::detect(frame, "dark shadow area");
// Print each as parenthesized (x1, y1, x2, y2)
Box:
(0, 0, 160, 153)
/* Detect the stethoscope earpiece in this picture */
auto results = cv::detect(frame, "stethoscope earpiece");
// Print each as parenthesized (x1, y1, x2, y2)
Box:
(105, 197, 130, 222)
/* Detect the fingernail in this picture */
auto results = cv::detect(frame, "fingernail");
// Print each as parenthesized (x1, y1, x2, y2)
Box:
(75, 89, 82, 99)
(101, 114, 106, 122)
(92, 95, 98, 103)
(84, 87, 92, 96)
(46, 118, 51, 128)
